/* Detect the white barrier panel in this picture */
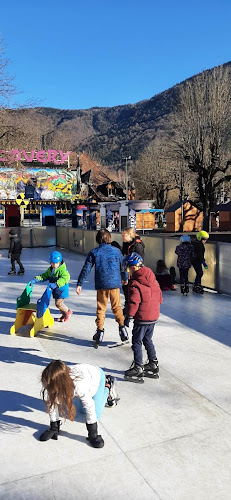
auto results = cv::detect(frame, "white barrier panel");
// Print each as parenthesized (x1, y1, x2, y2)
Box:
(217, 243, 231, 294)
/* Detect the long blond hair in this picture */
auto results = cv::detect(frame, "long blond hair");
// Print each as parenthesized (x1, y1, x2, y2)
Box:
(41, 360, 76, 421)
(122, 227, 136, 239)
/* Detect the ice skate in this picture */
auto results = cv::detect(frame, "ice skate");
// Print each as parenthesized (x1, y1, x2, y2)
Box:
(124, 362, 144, 383)
(143, 358, 159, 379)
(18, 269, 25, 275)
(181, 285, 186, 295)
(56, 314, 66, 322)
(93, 328, 104, 349)
(8, 270, 16, 275)
(119, 325, 129, 343)
(105, 375, 118, 407)
(193, 284, 204, 294)
(63, 309, 73, 322)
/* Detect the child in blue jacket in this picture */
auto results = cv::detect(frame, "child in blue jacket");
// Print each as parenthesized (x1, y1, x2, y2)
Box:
(76, 229, 128, 346)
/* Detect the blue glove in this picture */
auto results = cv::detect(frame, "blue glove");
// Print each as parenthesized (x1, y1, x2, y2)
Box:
(202, 261, 208, 269)
(49, 282, 57, 290)
(124, 316, 132, 327)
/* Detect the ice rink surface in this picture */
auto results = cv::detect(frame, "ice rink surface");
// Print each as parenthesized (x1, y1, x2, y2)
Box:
(0, 247, 231, 500)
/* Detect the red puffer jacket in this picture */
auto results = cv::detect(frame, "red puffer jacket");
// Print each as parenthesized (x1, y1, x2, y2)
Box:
(127, 266, 162, 322)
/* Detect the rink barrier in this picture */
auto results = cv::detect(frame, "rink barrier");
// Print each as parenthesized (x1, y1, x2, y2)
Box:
(0, 227, 230, 294)
(56, 228, 230, 294)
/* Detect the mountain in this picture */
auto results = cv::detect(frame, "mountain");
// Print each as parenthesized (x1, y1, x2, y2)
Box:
(1, 62, 231, 168)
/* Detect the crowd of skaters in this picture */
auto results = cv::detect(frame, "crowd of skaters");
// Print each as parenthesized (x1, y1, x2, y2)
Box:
(5, 226, 209, 448)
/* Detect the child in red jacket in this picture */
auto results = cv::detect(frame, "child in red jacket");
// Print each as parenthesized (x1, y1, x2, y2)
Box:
(123, 252, 162, 381)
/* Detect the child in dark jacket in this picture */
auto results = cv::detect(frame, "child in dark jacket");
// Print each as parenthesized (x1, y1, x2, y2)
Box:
(155, 260, 175, 291)
(30, 251, 72, 322)
(123, 252, 162, 380)
(191, 231, 209, 293)
(8, 228, 24, 275)
(76, 229, 129, 346)
(175, 235, 195, 294)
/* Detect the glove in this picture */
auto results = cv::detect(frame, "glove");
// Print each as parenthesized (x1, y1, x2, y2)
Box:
(202, 261, 208, 269)
(49, 282, 57, 290)
(86, 422, 104, 448)
(35, 275, 43, 282)
(124, 316, 132, 327)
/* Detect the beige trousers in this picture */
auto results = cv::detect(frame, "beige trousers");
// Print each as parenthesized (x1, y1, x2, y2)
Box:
(96, 289, 124, 330)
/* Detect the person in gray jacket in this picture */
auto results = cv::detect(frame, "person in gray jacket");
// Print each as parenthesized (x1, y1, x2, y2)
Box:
(8, 228, 24, 275)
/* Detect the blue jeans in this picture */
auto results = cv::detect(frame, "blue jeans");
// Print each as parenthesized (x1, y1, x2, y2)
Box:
(76, 368, 109, 420)
(132, 322, 157, 366)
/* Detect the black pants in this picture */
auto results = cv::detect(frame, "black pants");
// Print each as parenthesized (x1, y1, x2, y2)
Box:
(192, 260, 203, 285)
(132, 322, 156, 366)
(179, 268, 189, 286)
(11, 254, 24, 271)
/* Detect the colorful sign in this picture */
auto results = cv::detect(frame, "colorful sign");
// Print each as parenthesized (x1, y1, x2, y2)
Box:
(0, 167, 79, 201)
(0, 150, 72, 165)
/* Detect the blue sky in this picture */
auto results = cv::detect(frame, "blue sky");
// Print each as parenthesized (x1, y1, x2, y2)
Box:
(1, 0, 231, 110)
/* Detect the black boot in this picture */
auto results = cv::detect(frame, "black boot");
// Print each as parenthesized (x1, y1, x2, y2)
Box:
(86, 422, 104, 448)
(8, 269, 16, 275)
(39, 420, 61, 441)
(18, 268, 25, 275)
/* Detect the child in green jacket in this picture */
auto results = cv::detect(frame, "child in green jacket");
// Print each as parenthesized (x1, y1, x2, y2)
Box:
(30, 251, 72, 322)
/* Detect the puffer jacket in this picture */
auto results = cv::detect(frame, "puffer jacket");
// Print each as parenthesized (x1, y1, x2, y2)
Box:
(77, 243, 127, 290)
(175, 243, 195, 269)
(122, 235, 145, 259)
(127, 266, 162, 322)
(36, 261, 70, 299)
(191, 240, 205, 264)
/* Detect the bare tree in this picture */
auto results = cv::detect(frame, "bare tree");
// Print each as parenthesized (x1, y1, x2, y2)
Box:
(132, 140, 182, 208)
(172, 64, 231, 229)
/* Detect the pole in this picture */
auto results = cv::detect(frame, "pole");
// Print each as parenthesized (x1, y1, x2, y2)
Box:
(122, 156, 131, 202)
(180, 162, 184, 232)
(125, 157, 128, 201)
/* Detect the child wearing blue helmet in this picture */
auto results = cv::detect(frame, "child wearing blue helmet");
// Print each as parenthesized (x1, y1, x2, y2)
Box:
(30, 251, 72, 322)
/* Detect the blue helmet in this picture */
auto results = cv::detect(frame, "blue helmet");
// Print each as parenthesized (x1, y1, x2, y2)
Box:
(49, 251, 63, 263)
(180, 235, 191, 243)
(122, 252, 143, 271)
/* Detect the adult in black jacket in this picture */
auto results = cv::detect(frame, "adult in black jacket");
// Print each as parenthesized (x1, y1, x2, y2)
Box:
(121, 227, 145, 310)
(8, 228, 24, 275)
(122, 227, 145, 259)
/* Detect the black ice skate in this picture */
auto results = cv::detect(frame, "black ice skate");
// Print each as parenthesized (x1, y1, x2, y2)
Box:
(181, 285, 186, 295)
(124, 362, 144, 383)
(119, 325, 129, 343)
(143, 358, 159, 379)
(181, 284, 189, 296)
(8, 270, 16, 275)
(105, 375, 118, 407)
(93, 328, 104, 349)
(18, 269, 25, 275)
(193, 284, 204, 294)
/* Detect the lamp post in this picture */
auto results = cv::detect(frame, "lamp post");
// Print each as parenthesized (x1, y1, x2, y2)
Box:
(122, 156, 131, 201)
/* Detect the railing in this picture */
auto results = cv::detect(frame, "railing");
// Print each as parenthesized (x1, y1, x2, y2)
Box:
(0, 226, 230, 295)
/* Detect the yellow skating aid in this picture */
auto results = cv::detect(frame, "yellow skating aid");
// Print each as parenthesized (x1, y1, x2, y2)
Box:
(10, 283, 54, 337)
